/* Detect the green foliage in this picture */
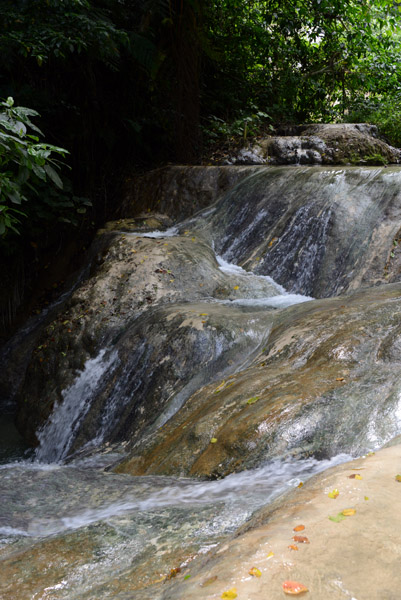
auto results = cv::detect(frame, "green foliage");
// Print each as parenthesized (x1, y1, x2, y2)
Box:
(0, 97, 90, 238)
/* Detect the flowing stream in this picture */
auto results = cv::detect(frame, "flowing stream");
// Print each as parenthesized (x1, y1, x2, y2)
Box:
(3, 165, 401, 598)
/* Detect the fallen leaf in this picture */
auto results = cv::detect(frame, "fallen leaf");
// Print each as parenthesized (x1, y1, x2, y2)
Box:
(395, 475, 401, 482)
(348, 474, 362, 480)
(282, 581, 308, 595)
(249, 567, 262, 577)
(210, 438, 218, 444)
(214, 381, 226, 394)
(201, 575, 218, 587)
(342, 508, 356, 516)
(293, 525, 305, 532)
(336, 377, 345, 381)
(293, 535, 309, 544)
(246, 396, 260, 405)
(328, 489, 339, 499)
(297, 482, 304, 488)
(329, 512, 346, 523)
(184, 574, 191, 580)
(366, 451, 375, 456)
(268, 237, 278, 247)
(199, 313, 208, 316)
(221, 588, 237, 599)
(165, 567, 181, 580)
(364, 496, 369, 501)
(233, 285, 239, 290)
(288, 544, 299, 551)
(266, 551, 274, 560)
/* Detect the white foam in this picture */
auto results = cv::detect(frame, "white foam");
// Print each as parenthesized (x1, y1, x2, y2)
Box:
(228, 294, 313, 309)
(127, 226, 178, 238)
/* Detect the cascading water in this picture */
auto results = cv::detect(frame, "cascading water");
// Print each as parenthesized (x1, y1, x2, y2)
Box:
(35, 350, 119, 463)
(3, 165, 401, 599)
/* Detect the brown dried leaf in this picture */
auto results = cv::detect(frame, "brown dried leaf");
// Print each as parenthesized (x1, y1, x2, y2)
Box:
(292, 535, 310, 544)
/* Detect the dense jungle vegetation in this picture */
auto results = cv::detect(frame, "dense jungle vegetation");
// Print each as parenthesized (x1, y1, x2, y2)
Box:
(0, 0, 400, 331)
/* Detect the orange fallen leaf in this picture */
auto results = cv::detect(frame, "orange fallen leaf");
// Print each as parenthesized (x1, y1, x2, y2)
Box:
(292, 535, 310, 544)
(288, 544, 299, 551)
(268, 237, 278, 247)
(342, 508, 356, 516)
(336, 377, 345, 381)
(282, 580, 308, 595)
(293, 525, 305, 532)
(249, 567, 262, 577)
(297, 482, 304, 488)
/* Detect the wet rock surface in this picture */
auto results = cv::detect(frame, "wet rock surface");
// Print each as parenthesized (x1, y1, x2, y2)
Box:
(192, 166, 401, 297)
(116, 282, 401, 478)
(15, 227, 279, 449)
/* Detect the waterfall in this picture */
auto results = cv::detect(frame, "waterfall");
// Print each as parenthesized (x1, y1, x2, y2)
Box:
(35, 350, 118, 463)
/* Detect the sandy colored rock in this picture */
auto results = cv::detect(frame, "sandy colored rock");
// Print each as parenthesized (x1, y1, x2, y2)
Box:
(163, 443, 401, 600)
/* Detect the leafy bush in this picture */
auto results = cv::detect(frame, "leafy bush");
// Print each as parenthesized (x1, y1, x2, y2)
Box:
(0, 97, 90, 237)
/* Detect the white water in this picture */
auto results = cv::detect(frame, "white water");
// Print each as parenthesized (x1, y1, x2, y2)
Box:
(216, 254, 313, 308)
(126, 226, 179, 238)
(35, 350, 118, 463)
(0, 453, 351, 539)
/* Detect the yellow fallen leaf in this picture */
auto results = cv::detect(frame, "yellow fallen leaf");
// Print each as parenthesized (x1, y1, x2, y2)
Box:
(199, 313, 208, 316)
(210, 438, 218, 444)
(364, 496, 369, 501)
(249, 567, 262, 577)
(328, 489, 339, 499)
(266, 551, 274, 560)
(214, 381, 226, 394)
(233, 285, 239, 290)
(297, 482, 304, 488)
(342, 508, 356, 516)
(246, 396, 260, 405)
(395, 474, 401, 482)
(348, 474, 362, 480)
(221, 588, 237, 599)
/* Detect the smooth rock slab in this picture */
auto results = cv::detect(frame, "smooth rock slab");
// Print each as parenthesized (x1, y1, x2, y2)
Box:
(117, 282, 401, 478)
(163, 443, 401, 600)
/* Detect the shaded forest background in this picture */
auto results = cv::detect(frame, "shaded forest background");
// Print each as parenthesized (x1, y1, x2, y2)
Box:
(0, 0, 400, 336)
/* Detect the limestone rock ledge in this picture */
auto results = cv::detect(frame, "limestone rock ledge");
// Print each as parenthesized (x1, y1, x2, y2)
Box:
(229, 123, 401, 165)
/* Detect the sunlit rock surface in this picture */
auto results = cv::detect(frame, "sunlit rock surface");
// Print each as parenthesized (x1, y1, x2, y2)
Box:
(163, 443, 401, 600)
